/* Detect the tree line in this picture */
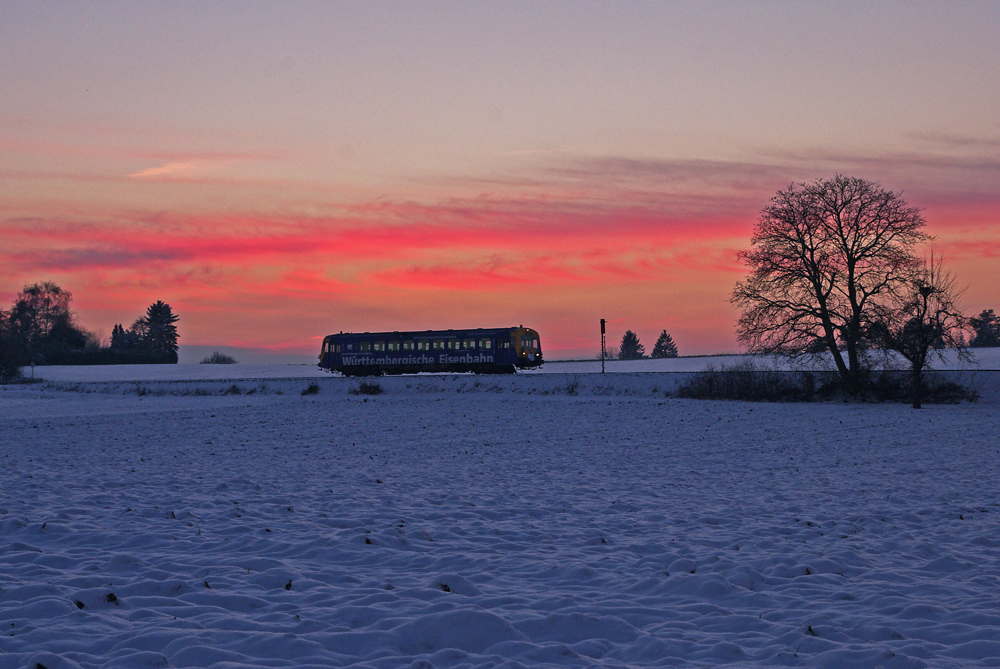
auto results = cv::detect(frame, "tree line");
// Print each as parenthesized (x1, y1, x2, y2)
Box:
(0, 282, 179, 381)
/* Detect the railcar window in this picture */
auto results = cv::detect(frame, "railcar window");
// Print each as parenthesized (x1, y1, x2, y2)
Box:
(462, 340, 475, 349)
(433, 341, 445, 350)
(447, 341, 461, 350)
(480, 339, 492, 348)
(360, 341, 371, 352)
(373, 341, 385, 352)
(417, 341, 430, 351)
(346, 343, 354, 351)
(388, 341, 400, 351)
(501, 341, 510, 349)
(403, 341, 415, 351)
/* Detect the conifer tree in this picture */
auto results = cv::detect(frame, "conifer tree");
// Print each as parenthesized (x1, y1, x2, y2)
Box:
(139, 301, 180, 363)
(110, 324, 130, 350)
(651, 330, 679, 358)
(618, 330, 645, 360)
(970, 309, 1000, 348)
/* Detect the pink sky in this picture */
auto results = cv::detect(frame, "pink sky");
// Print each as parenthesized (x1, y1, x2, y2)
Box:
(2, 3, 999, 358)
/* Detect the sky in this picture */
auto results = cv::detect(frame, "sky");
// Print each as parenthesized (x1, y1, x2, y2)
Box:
(2, 1, 999, 359)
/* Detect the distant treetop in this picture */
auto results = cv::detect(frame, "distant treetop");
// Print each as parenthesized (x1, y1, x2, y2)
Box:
(618, 330, 645, 360)
(651, 330, 678, 358)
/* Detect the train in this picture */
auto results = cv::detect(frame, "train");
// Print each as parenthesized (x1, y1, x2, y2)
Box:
(318, 326, 542, 376)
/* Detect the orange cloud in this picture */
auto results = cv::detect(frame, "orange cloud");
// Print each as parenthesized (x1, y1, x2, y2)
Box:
(128, 162, 202, 179)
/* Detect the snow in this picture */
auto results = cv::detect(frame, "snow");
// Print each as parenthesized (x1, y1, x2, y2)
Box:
(532, 348, 1000, 374)
(2, 364, 999, 668)
(24, 364, 329, 384)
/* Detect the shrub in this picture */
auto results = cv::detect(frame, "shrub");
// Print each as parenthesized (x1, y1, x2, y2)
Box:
(0, 361, 22, 384)
(223, 384, 242, 395)
(866, 371, 976, 404)
(676, 361, 976, 404)
(201, 351, 238, 364)
(302, 383, 320, 396)
(676, 361, 832, 402)
(349, 381, 383, 396)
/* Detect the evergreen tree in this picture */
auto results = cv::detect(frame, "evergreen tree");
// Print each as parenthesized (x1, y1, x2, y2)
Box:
(651, 330, 679, 358)
(138, 301, 180, 363)
(970, 309, 1000, 348)
(618, 330, 645, 360)
(110, 324, 128, 350)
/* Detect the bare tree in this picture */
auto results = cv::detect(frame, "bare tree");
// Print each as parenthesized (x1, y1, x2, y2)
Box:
(732, 175, 928, 394)
(869, 255, 968, 408)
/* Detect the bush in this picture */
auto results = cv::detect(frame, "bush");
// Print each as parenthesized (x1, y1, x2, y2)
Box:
(349, 381, 383, 396)
(201, 351, 237, 364)
(676, 361, 976, 404)
(302, 383, 320, 396)
(0, 358, 21, 384)
(866, 371, 976, 404)
(676, 361, 825, 402)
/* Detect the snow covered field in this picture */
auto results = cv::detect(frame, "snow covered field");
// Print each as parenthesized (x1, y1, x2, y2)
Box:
(27, 347, 1000, 385)
(2, 367, 999, 668)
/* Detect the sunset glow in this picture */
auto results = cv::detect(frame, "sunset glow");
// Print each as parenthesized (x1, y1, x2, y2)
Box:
(3, 3, 998, 358)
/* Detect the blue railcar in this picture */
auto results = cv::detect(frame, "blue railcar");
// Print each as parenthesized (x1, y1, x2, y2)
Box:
(318, 326, 542, 375)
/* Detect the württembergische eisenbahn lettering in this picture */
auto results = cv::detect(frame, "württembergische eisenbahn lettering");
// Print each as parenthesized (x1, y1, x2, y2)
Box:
(318, 326, 542, 375)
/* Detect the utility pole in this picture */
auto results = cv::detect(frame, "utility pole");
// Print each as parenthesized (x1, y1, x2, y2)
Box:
(600, 319, 606, 374)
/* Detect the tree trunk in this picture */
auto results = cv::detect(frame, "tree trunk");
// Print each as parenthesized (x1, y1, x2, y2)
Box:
(911, 367, 923, 409)
(845, 341, 862, 397)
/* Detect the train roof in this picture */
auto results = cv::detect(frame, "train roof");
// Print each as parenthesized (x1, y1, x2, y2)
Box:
(324, 326, 536, 339)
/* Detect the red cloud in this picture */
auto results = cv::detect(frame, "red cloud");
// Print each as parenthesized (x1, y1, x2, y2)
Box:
(1, 201, 753, 276)
(4, 147, 999, 356)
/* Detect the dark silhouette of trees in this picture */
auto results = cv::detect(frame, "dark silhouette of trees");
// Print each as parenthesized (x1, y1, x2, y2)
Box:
(651, 330, 679, 358)
(869, 256, 967, 408)
(201, 351, 237, 364)
(618, 330, 645, 360)
(970, 309, 1000, 347)
(110, 323, 134, 351)
(0, 309, 22, 381)
(0, 284, 180, 377)
(141, 301, 180, 362)
(109, 301, 180, 363)
(732, 175, 927, 394)
(3, 282, 95, 367)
